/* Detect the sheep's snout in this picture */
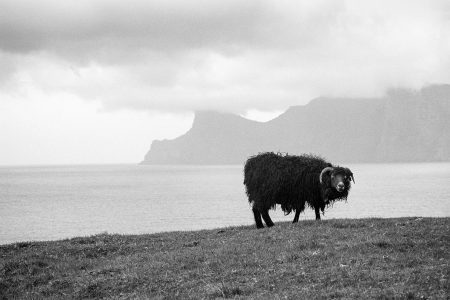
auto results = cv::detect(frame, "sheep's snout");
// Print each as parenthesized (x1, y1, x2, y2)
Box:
(336, 182, 345, 192)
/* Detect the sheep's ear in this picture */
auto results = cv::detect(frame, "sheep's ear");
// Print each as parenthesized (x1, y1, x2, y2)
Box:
(319, 167, 334, 184)
(345, 168, 355, 184)
(348, 171, 355, 184)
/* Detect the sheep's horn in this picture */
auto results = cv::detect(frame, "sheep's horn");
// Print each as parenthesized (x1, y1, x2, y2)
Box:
(319, 167, 334, 184)
(351, 174, 355, 184)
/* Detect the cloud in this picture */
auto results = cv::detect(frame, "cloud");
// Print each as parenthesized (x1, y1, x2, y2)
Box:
(1, 0, 449, 113)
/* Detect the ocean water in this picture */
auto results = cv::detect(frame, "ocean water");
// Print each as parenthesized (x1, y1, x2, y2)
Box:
(0, 163, 449, 245)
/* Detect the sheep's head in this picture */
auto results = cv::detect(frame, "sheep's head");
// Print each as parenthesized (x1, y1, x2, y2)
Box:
(319, 166, 354, 193)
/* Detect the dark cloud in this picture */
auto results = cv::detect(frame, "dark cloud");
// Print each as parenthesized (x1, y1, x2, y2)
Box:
(0, 0, 270, 55)
(0, 0, 449, 113)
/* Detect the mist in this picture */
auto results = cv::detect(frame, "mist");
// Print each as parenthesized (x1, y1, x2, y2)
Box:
(1, 0, 449, 114)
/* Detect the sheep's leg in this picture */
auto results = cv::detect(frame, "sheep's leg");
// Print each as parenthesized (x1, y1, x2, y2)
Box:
(315, 207, 321, 220)
(292, 210, 300, 223)
(261, 210, 274, 227)
(252, 207, 264, 229)
(293, 202, 305, 223)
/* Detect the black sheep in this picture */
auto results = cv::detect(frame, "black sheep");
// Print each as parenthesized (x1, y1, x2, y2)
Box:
(243, 152, 354, 228)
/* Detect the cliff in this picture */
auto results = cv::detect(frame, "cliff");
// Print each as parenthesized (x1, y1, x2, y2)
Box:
(142, 85, 450, 164)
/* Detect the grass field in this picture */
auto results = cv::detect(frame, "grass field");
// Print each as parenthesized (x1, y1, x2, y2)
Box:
(1, 217, 449, 299)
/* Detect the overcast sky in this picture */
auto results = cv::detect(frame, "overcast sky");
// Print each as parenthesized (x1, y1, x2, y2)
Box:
(1, 0, 449, 165)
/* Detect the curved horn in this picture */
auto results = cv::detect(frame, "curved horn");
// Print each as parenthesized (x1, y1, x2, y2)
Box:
(351, 174, 355, 184)
(319, 167, 334, 184)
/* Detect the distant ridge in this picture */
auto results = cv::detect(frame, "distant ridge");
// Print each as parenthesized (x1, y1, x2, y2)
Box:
(142, 84, 450, 164)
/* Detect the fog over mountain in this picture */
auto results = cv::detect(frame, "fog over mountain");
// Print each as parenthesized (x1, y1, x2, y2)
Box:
(1, 1, 450, 165)
(143, 85, 450, 164)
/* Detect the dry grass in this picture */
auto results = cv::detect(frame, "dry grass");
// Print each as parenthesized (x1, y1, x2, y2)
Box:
(1, 217, 449, 299)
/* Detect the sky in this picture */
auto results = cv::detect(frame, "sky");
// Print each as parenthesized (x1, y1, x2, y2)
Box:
(1, 0, 449, 165)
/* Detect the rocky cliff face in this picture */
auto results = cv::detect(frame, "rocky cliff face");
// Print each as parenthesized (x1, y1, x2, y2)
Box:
(142, 85, 450, 164)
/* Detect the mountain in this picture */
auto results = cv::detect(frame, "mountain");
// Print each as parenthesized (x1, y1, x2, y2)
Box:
(142, 84, 450, 164)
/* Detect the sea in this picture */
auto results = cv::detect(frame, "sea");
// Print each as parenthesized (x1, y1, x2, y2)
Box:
(1, 163, 449, 245)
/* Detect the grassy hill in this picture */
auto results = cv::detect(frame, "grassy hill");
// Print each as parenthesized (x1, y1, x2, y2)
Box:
(1, 218, 449, 299)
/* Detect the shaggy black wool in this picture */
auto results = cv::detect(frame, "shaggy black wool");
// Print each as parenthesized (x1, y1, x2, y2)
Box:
(244, 152, 353, 227)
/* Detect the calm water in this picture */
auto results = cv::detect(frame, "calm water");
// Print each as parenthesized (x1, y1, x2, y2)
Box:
(0, 163, 449, 245)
